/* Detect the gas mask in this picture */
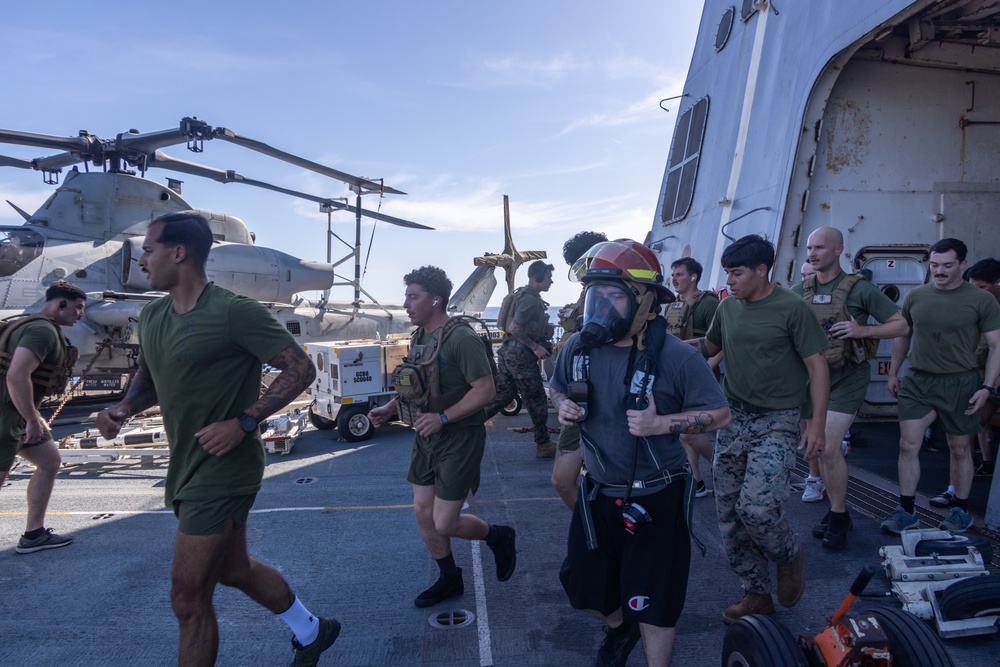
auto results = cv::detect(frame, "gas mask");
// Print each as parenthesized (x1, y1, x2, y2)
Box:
(579, 281, 637, 346)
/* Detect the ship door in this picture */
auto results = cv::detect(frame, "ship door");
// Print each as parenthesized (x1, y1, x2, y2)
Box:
(854, 247, 929, 417)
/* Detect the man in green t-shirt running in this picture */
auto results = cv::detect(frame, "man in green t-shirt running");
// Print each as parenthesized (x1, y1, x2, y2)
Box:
(1, 280, 86, 554)
(690, 234, 830, 625)
(792, 227, 908, 551)
(369, 266, 516, 609)
(883, 238, 1000, 535)
(97, 212, 337, 667)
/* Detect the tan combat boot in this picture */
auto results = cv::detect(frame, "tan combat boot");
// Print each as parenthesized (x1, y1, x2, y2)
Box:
(722, 591, 774, 624)
(535, 440, 557, 458)
(776, 549, 805, 607)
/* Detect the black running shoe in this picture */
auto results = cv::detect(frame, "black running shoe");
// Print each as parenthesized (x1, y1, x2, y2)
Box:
(289, 616, 340, 667)
(414, 569, 464, 608)
(594, 622, 640, 667)
(821, 511, 853, 551)
(489, 525, 517, 582)
(811, 511, 830, 539)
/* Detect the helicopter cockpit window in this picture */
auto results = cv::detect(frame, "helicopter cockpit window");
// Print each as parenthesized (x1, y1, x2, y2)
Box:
(0, 228, 44, 277)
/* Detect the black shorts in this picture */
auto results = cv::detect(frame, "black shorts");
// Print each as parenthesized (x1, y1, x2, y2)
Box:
(560, 480, 690, 627)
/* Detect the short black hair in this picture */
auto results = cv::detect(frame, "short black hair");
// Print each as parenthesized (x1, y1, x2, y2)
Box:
(967, 258, 1000, 283)
(403, 265, 452, 309)
(721, 234, 774, 272)
(528, 260, 554, 282)
(562, 231, 608, 265)
(670, 257, 703, 281)
(929, 237, 968, 262)
(45, 280, 86, 302)
(150, 210, 214, 267)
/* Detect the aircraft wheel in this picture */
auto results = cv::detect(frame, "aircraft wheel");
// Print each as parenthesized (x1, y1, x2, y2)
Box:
(500, 396, 522, 417)
(939, 577, 1000, 620)
(867, 607, 955, 667)
(338, 404, 374, 442)
(914, 533, 993, 563)
(308, 404, 336, 431)
(721, 614, 809, 667)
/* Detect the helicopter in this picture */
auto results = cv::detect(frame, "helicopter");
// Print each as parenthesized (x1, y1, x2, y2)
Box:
(0, 117, 543, 391)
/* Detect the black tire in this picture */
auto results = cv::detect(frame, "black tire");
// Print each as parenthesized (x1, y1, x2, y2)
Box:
(308, 405, 336, 431)
(499, 396, 522, 417)
(867, 607, 955, 667)
(722, 614, 809, 667)
(914, 533, 993, 563)
(337, 404, 374, 442)
(939, 576, 1000, 620)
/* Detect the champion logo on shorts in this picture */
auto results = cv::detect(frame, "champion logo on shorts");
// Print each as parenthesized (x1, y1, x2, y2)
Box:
(628, 595, 650, 611)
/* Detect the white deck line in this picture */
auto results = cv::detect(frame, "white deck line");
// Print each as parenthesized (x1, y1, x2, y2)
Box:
(470, 540, 494, 667)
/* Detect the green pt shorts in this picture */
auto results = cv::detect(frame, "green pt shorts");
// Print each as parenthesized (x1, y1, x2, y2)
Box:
(407, 426, 485, 501)
(0, 401, 53, 473)
(173, 493, 257, 536)
(557, 423, 581, 452)
(897, 369, 982, 435)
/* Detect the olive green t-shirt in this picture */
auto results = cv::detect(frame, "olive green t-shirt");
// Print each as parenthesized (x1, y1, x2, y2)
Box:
(690, 291, 720, 336)
(503, 286, 549, 342)
(901, 281, 1000, 374)
(137, 284, 294, 506)
(415, 321, 493, 429)
(791, 271, 901, 378)
(0, 319, 63, 407)
(790, 271, 900, 329)
(706, 285, 828, 410)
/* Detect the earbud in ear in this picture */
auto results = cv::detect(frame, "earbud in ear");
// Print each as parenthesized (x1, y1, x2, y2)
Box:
(432, 300, 439, 306)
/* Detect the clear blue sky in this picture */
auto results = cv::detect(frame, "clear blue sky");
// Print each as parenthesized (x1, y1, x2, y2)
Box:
(0, 1, 702, 308)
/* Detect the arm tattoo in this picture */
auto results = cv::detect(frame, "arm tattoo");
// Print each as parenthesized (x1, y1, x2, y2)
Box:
(249, 344, 317, 420)
(668, 412, 714, 435)
(121, 366, 159, 416)
(697, 338, 709, 358)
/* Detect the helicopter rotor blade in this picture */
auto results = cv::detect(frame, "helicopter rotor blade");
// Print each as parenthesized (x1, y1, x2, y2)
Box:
(0, 154, 35, 170)
(147, 151, 432, 230)
(0, 128, 99, 154)
(207, 125, 406, 196)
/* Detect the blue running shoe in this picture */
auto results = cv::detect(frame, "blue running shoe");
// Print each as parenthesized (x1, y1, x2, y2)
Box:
(939, 507, 973, 533)
(880, 507, 918, 534)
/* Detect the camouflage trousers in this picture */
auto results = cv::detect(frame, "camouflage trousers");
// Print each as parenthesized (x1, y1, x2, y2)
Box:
(484, 343, 550, 445)
(713, 407, 801, 595)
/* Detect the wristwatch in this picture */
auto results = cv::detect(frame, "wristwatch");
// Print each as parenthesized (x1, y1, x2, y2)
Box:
(236, 412, 258, 433)
(982, 384, 998, 396)
(438, 412, 449, 425)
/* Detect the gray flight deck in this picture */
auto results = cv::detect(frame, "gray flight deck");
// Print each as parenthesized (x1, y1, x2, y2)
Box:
(1, 408, 998, 666)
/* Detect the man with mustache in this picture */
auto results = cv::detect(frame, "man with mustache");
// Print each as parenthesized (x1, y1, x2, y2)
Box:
(883, 238, 1000, 534)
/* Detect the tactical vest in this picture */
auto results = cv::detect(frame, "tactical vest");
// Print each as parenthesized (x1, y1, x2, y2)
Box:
(391, 316, 495, 427)
(497, 287, 554, 342)
(0, 314, 79, 399)
(664, 290, 713, 339)
(801, 274, 879, 369)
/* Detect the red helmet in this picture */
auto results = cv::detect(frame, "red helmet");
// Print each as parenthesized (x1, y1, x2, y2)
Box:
(571, 240, 673, 304)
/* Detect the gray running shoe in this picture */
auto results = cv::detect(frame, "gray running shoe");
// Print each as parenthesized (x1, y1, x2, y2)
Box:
(880, 507, 918, 534)
(15, 528, 73, 554)
(939, 507, 973, 533)
(929, 490, 956, 508)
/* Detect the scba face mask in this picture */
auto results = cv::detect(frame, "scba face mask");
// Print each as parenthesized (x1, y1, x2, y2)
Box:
(579, 281, 637, 346)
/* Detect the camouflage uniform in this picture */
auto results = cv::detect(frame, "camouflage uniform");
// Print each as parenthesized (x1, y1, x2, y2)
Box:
(705, 285, 828, 597)
(714, 408, 800, 594)
(484, 286, 553, 445)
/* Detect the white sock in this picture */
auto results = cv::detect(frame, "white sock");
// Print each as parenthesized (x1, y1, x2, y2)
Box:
(947, 485, 956, 495)
(278, 597, 319, 646)
(806, 475, 821, 482)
